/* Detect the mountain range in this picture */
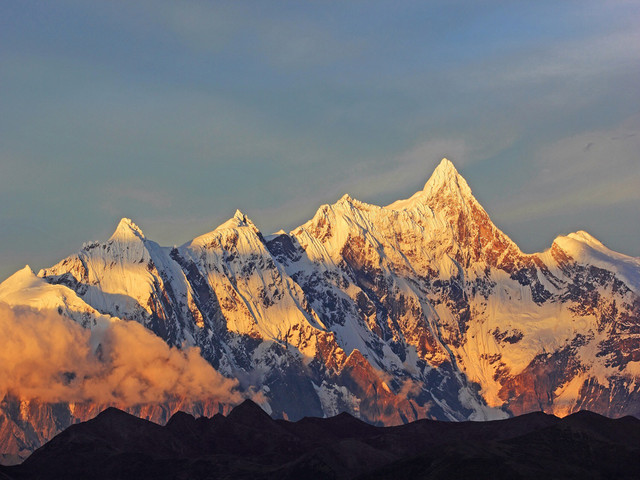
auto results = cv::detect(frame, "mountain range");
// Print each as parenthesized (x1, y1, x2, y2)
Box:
(2, 399, 640, 479)
(1, 158, 639, 464)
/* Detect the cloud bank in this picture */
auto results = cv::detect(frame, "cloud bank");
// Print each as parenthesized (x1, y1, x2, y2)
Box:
(0, 303, 241, 405)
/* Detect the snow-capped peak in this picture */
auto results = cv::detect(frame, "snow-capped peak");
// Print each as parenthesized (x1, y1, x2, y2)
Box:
(552, 230, 640, 292)
(18, 264, 35, 277)
(421, 157, 473, 199)
(0, 265, 36, 291)
(0, 264, 99, 316)
(233, 209, 253, 225)
(204, 210, 257, 233)
(220, 210, 257, 230)
(333, 193, 375, 212)
(188, 211, 261, 248)
(386, 158, 473, 211)
(3, 153, 640, 455)
(566, 230, 605, 248)
(109, 218, 145, 242)
(553, 230, 605, 254)
(432, 157, 458, 176)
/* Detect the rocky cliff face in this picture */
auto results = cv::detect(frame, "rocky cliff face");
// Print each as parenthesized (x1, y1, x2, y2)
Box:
(1, 158, 639, 463)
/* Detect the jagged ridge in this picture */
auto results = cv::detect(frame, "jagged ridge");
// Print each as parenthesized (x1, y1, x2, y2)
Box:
(1, 158, 639, 464)
(2, 402, 640, 479)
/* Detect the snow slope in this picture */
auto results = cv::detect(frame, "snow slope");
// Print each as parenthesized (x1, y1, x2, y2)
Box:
(1, 158, 639, 462)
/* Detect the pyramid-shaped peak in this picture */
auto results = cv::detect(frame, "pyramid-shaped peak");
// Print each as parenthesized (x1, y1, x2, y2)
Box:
(205, 210, 259, 234)
(189, 211, 261, 248)
(422, 158, 473, 198)
(19, 265, 35, 276)
(223, 209, 257, 229)
(385, 158, 474, 211)
(435, 157, 458, 174)
(110, 218, 145, 242)
(233, 209, 252, 224)
(424, 158, 463, 187)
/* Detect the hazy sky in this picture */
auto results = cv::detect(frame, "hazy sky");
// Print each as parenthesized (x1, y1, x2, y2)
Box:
(1, 1, 639, 281)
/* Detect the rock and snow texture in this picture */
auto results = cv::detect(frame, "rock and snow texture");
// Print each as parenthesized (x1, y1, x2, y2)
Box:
(1, 158, 639, 462)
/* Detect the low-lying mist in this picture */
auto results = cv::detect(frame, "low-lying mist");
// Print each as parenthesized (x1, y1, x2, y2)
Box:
(0, 303, 241, 405)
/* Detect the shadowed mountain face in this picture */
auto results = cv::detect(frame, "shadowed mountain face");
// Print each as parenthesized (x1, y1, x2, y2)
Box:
(1, 401, 640, 480)
(1, 159, 640, 463)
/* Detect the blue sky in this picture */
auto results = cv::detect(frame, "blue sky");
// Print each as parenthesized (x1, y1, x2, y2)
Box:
(1, 0, 639, 280)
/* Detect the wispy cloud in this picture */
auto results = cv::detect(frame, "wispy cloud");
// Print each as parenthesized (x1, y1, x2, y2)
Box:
(103, 186, 173, 212)
(494, 114, 640, 223)
(485, 29, 640, 88)
(154, 1, 362, 69)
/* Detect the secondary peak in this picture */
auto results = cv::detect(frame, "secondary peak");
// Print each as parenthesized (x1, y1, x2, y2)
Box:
(567, 230, 604, 248)
(110, 217, 145, 242)
(209, 210, 259, 233)
(338, 193, 354, 204)
(233, 209, 256, 227)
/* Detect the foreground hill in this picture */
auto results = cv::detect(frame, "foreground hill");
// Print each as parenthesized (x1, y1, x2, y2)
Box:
(1, 400, 639, 479)
(1, 158, 639, 462)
